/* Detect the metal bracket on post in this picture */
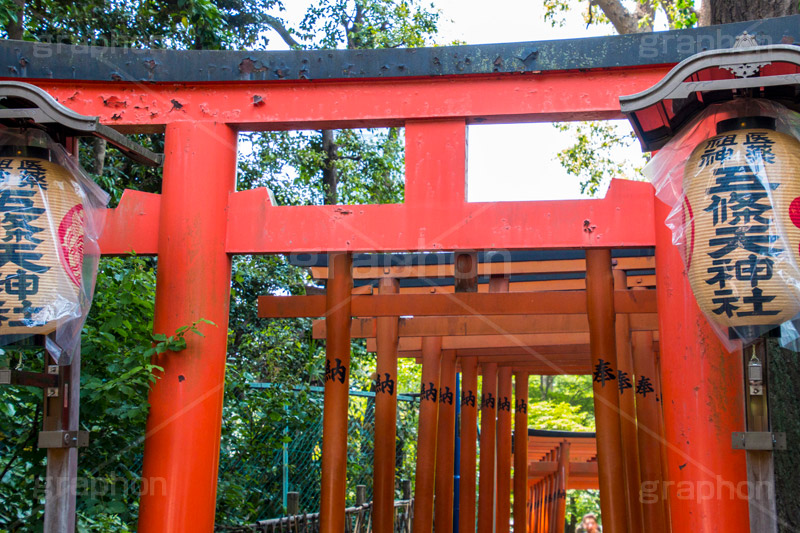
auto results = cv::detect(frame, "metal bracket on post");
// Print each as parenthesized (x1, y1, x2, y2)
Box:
(731, 432, 787, 451)
(38, 430, 90, 449)
(0, 367, 60, 388)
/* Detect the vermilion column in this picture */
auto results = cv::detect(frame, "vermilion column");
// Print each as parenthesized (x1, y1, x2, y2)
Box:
(435, 349, 457, 532)
(459, 356, 479, 533)
(138, 121, 237, 532)
(496, 367, 513, 533)
(513, 371, 529, 533)
(555, 442, 570, 533)
(585, 249, 629, 533)
(631, 330, 668, 533)
(654, 199, 749, 531)
(614, 269, 645, 533)
(320, 252, 354, 533)
(477, 362, 498, 532)
(413, 336, 443, 533)
(373, 277, 400, 532)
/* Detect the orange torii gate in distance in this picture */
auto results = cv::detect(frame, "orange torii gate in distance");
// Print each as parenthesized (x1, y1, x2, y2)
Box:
(281, 249, 665, 532)
(2, 14, 792, 533)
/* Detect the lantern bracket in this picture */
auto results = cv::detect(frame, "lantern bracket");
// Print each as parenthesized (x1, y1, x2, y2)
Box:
(0, 367, 59, 388)
(37, 430, 89, 449)
(620, 43, 800, 151)
(731, 431, 787, 451)
(0, 81, 162, 167)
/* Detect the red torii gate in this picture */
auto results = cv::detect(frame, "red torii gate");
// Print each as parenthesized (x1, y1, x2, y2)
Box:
(0, 15, 791, 532)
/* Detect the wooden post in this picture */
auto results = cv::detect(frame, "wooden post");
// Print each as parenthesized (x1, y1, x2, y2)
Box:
(585, 248, 629, 533)
(631, 331, 668, 533)
(374, 277, 400, 532)
(402, 479, 412, 500)
(549, 450, 558, 533)
(513, 371, 529, 533)
(555, 442, 570, 533)
(456, 250, 479, 533)
(614, 269, 645, 533)
(496, 367, 513, 533)
(435, 349, 457, 532)
(412, 336, 443, 533)
(320, 252, 354, 533)
(477, 362, 498, 533)
(543, 453, 552, 533)
(459, 355, 479, 533)
(287, 492, 300, 516)
(42, 347, 80, 533)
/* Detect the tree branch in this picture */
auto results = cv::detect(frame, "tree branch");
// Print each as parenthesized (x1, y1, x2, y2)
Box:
(263, 14, 301, 49)
(592, 0, 639, 35)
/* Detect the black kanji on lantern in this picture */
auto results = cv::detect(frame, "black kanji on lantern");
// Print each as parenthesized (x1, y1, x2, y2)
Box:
(18, 160, 48, 190)
(593, 359, 616, 387)
(636, 375, 655, 398)
(9, 299, 44, 327)
(2, 213, 44, 244)
(376, 372, 395, 395)
(0, 242, 49, 273)
(439, 386, 454, 405)
(499, 396, 511, 411)
(708, 225, 780, 259)
(743, 132, 776, 164)
(421, 382, 438, 402)
(481, 392, 495, 409)
(4, 269, 40, 301)
(0, 159, 13, 183)
(324, 358, 347, 384)
(618, 370, 633, 394)
(698, 134, 737, 168)
(515, 399, 527, 414)
(0, 301, 9, 325)
(461, 390, 476, 407)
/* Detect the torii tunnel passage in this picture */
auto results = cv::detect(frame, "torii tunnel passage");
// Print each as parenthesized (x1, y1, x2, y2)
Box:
(3, 14, 797, 533)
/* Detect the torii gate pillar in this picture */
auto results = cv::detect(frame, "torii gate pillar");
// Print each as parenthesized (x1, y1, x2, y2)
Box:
(138, 121, 237, 532)
(654, 199, 750, 531)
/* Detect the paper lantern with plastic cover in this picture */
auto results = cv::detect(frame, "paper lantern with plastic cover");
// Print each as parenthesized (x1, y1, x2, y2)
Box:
(0, 147, 84, 336)
(683, 116, 800, 329)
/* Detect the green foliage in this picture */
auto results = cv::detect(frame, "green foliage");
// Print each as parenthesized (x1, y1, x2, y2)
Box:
(300, 0, 439, 49)
(146, 319, 216, 357)
(553, 121, 648, 197)
(0, 255, 159, 531)
(238, 127, 406, 206)
(527, 375, 595, 430)
(566, 490, 602, 529)
(543, 0, 697, 31)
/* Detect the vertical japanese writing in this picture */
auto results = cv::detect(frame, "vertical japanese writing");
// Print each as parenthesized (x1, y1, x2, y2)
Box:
(461, 390, 476, 408)
(420, 382, 437, 402)
(592, 359, 616, 387)
(439, 386, 454, 405)
(0, 165, 50, 328)
(480, 392, 495, 409)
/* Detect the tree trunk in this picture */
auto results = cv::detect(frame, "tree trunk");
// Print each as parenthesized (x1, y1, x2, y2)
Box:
(321, 129, 338, 205)
(92, 138, 107, 176)
(5, 0, 24, 40)
(708, 0, 798, 25)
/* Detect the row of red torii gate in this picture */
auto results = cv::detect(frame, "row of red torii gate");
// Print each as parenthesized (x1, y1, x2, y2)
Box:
(1, 13, 795, 533)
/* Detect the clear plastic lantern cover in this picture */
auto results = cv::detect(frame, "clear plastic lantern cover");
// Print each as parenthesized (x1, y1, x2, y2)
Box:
(644, 98, 800, 350)
(0, 129, 109, 363)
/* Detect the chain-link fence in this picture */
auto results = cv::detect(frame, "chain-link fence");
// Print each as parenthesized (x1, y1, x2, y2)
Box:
(216, 385, 419, 527)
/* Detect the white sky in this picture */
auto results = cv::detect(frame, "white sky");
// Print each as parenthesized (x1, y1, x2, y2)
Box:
(264, 1, 649, 202)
